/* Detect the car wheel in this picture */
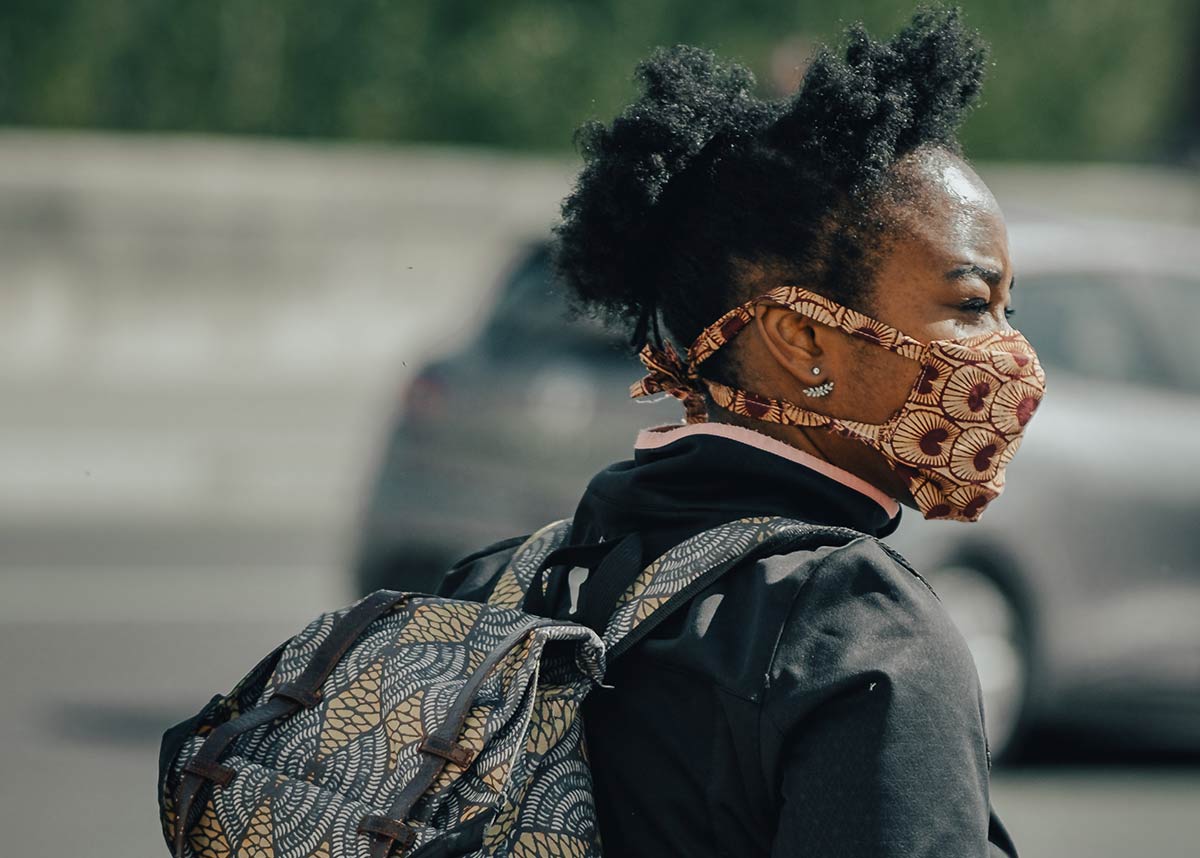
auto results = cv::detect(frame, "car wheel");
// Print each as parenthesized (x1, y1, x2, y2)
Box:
(934, 563, 1033, 763)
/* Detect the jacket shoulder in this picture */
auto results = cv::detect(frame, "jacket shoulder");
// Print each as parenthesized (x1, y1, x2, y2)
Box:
(769, 532, 939, 605)
(764, 535, 959, 677)
(763, 534, 982, 746)
(621, 534, 916, 700)
(760, 537, 999, 854)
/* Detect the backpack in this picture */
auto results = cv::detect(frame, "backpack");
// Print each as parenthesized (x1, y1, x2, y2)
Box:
(158, 514, 873, 858)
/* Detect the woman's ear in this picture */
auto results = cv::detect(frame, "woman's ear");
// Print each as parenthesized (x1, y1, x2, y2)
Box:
(753, 305, 824, 386)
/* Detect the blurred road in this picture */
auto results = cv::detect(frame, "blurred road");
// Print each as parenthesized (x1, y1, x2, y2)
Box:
(0, 562, 346, 857)
(3, 562, 1198, 858)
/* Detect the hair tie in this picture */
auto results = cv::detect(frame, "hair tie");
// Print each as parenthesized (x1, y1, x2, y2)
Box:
(629, 340, 709, 424)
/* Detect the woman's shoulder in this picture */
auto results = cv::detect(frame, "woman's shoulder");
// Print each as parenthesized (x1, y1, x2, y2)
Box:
(618, 532, 954, 699)
(757, 537, 999, 849)
(434, 525, 977, 700)
(762, 534, 982, 719)
(771, 533, 943, 626)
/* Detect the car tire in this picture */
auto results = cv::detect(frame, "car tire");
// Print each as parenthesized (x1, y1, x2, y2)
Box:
(934, 562, 1035, 763)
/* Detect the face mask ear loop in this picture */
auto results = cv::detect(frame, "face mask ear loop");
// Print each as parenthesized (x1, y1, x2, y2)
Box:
(761, 285, 928, 360)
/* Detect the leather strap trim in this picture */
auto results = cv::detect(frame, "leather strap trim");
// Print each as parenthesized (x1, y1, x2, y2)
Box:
(181, 758, 235, 787)
(419, 735, 474, 767)
(358, 815, 417, 849)
(365, 619, 571, 858)
(172, 590, 410, 858)
(273, 682, 323, 709)
(173, 696, 298, 857)
(286, 590, 409, 699)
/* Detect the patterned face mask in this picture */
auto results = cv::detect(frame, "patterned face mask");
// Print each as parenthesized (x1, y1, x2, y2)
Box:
(630, 285, 1046, 522)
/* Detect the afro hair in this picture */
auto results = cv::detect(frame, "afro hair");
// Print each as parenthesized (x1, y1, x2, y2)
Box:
(550, 6, 988, 386)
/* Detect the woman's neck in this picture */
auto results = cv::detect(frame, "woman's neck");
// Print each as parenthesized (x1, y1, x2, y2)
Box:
(706, 402, 912, 509)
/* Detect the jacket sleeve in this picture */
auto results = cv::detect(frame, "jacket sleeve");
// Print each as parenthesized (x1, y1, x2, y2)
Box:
(761, 537, 1018, 858)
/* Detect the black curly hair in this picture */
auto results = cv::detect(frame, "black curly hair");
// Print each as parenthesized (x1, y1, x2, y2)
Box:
(550, 6, 988, 394)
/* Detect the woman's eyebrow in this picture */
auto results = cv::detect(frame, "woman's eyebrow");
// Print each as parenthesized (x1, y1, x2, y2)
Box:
(945, 263, 1004, 286)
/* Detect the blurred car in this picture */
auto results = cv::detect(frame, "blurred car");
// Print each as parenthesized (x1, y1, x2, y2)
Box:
(352, 242, 680, 594)
(352, 218, 1200, 761)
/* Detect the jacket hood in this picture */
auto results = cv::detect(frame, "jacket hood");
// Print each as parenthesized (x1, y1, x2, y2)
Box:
(568, 421, 903, 564)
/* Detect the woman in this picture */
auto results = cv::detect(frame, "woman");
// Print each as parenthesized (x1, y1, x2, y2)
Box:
(443, 8, 1033, 857)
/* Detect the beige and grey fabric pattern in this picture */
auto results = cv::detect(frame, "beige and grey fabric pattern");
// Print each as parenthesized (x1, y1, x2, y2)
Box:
(161, 513, 854, 858)
(161, 591, 605, 858)
(599, 515, 842, 649)
(485, 514, 857, 653)
(486, 519, 575, 612)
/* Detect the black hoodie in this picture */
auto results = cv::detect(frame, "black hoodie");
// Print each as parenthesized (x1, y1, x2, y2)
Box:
(438, 421, 1018, 858)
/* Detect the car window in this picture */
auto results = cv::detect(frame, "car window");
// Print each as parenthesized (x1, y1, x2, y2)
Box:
(1137, 275, 1200, 394)
(1012, 272, 1168, 388)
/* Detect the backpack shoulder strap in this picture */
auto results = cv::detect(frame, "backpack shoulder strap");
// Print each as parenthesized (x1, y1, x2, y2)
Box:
(602, 515, 868, 660)
(486, 517, 574, 609)
(483, 514, 915, 665)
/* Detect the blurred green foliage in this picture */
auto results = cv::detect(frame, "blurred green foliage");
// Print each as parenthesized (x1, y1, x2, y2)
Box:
(0, 0, 1196, 162)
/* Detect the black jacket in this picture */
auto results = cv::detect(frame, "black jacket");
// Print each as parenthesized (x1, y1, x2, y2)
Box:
(438, 423, 1018, 857)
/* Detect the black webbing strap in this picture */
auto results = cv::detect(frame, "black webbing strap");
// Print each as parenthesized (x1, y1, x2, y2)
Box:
(521, 533, 645, 636)
(172, 589, 410, 858)
(521, 539, 614, 617)
(575, 532, 643, 634)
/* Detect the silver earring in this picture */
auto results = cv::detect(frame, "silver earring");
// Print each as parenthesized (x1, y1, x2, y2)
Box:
(811, 366, 822, 376)
(803, 379, 834, 398)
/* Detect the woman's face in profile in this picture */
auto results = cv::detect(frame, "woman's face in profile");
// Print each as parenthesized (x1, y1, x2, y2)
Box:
(752, 147, 1020, 505)
(874, 149, 1016, 343)
(845, 151, 1022, 504)
(846, 147, 1017, 413)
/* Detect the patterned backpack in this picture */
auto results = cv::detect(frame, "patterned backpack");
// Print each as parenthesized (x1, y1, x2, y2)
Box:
(158, 515, 869, 858)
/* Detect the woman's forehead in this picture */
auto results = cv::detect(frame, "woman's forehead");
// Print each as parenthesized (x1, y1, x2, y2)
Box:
(915, 149, 996, 207)
(892, 148, 999, 212)
(886, 152, 1009, 272)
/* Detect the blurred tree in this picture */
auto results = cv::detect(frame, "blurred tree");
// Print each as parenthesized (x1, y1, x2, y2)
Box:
(0, 0, 1195, 163)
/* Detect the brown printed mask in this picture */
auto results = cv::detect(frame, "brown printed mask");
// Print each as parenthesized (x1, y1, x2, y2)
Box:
(629, 285, 1047, 522)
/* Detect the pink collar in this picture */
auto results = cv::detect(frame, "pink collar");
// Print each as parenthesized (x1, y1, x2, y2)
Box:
(634, 421, 902, 519)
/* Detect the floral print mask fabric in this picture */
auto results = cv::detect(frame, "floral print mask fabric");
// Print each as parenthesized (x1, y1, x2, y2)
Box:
(630, 285, 1046, 522)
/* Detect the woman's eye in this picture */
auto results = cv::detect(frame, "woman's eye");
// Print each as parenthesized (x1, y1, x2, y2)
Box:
(958, 298, 1015, 319)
